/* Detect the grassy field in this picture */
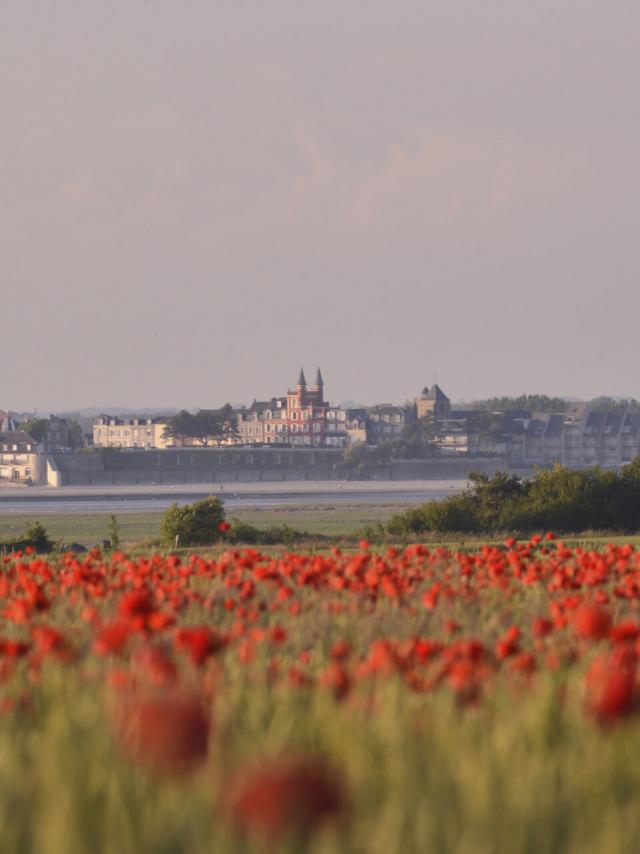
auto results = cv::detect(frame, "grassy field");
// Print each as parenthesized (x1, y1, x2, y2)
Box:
(0, 503, 405, 546)
(2, 502, 640, 553)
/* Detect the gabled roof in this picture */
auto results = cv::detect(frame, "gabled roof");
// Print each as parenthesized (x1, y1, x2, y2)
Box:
(622, 413, 640, 436)
(544, 414, 565, 438)
(526, 415, 550, 437)
(584, 411, 607, 435)
(424, 384, 449, 402)
(0, 430, 37, 448)
(247, 400, 273, 414)
(604, 412, 625, 434)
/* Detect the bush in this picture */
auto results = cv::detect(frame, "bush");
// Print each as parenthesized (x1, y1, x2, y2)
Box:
(385, 461, 640, 536)
(0, 521, 53, 554)
(108, 515, 121, 549)
(22, 521, 53, 552)
(160, 497, 226, 547)
(226, 520, 308, 546)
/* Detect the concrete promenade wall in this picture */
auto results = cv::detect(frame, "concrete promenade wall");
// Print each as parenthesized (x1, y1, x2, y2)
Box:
(50, 449, 526, 486)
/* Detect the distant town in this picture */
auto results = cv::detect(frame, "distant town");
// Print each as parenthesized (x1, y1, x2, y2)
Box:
(2, 367, 640, 486)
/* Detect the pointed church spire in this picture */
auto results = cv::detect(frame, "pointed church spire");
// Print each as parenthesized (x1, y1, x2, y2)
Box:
(315, 367, 324, 386)
(297, 367, 307, 387)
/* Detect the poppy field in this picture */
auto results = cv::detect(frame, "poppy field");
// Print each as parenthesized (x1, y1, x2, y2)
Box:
(3, 535, 640, 853)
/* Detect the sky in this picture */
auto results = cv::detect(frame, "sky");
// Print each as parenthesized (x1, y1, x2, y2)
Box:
(2, 1, 639, 412)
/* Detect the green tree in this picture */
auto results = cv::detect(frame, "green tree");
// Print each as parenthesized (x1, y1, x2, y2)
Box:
(470, 395, 569, 413)
(20, 521, 53, 552)
(67, 420, 85, 448)
(163, 406, 238, 447)
(589, 396, 640, 413)
(162, 410, 196, 445)
(160, 496, 226, 546)
(384, 462, 640, 537)
(108, 515, 121, 549)
(19, 419, 48, 442)
(388, 415, 441, 459)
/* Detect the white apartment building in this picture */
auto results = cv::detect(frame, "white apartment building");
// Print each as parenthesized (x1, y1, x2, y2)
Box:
(93, 416, 170, 449)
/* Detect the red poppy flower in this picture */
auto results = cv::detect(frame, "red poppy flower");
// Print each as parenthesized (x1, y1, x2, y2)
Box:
(585, 656, 636, 725)
(320, 662, 351, 701)
(573, 605, 612, 641)
(112, 691, 210, 775)
(226, 756, 345, 843)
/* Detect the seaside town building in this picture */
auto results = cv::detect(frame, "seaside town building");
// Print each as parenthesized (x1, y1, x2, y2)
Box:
(0, 430, 40, 484)
(366, 405, 408, 443)
(235, 369, 348, 448)
(508, 404, 640, 468)
(93, 416, 170, 449)
(415, 384, 452, 420)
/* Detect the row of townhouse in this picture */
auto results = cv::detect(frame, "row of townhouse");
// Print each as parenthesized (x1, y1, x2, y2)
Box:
(509, 404, 640, 468)
(235, 372, 453, 448)
(91, 373, 454, 450)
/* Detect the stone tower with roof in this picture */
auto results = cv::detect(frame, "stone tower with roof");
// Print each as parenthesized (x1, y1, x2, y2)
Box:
(416, 384, 451, 420)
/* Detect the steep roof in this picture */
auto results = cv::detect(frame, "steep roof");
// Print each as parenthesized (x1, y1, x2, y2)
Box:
(584, 411, 606, 435)
(622, 413, 640, 437)
(247, 400, 273, 414)
(604, 412, 625, 435)
(0, 430, 38, 448)
(297, 367, 307, 386)
(315, 367, 324, 386)
(424, 384, 449, 402)
(0, 412, 17, 432)
(526, 415, 550, 437)
(544, 414, 565, 438)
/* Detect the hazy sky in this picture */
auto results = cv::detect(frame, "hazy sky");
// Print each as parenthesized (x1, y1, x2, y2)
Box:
(3, 2, 639, 411)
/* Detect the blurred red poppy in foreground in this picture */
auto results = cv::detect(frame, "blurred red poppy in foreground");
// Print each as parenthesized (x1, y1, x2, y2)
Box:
(573, 605, 612, 641)
(226, 756, 346, 843)
(111, 691, 210, 775)
(585, 655, 637, 725)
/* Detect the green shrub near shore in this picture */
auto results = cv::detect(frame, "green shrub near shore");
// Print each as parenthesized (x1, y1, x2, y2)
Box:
(0, 521, 53, 554)
(386, 460, 640, 536)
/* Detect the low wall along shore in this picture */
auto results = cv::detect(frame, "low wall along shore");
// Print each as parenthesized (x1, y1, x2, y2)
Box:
(46, 448, 525, 487)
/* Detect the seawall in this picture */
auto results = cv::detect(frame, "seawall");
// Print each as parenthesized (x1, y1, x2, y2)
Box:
(48, 449, 528, 487)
